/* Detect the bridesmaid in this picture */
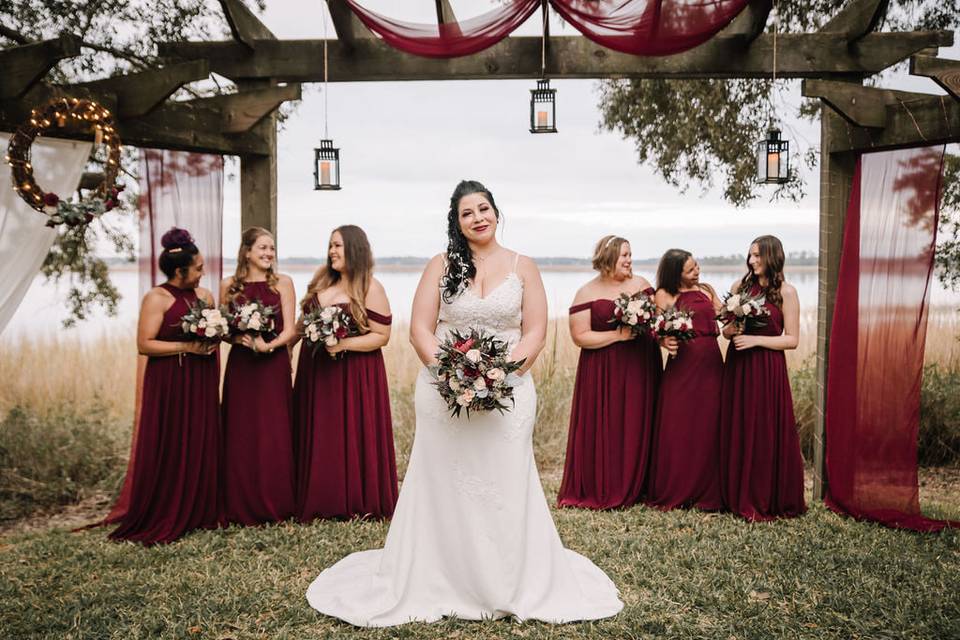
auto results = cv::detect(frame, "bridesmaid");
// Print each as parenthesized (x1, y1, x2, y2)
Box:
(110, 228, 220, 544)
(645, 249, 724, 511)
(293, 225, 398, 521)
(220, 227, 297, 526)
(558, 235, 661, 509)
(719, 235, 806, 520)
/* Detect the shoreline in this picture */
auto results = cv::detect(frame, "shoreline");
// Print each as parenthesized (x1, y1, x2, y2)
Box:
(104, 263, 822, 274)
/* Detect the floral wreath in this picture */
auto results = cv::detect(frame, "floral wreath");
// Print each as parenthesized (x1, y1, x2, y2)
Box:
(5, 97, 124, 228)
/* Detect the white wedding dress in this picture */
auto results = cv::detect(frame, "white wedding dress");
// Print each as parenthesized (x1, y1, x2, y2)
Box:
(306, 267, 624, 626)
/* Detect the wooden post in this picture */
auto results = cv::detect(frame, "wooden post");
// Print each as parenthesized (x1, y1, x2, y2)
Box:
(813, 108, 856, 500)
(238, 80, 278, 237)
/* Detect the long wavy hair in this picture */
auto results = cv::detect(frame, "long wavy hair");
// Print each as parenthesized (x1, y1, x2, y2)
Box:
(440, 179, 501, 303)
(226, 227, 279, 302)
(739, 234, 785, 307)
(300, 225, 374, 332)
(656, 248, 693, 295)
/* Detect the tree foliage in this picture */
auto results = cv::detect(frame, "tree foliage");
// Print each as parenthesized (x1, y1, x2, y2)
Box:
(597, 0, 960, 289)
(1, 1, 262, 325)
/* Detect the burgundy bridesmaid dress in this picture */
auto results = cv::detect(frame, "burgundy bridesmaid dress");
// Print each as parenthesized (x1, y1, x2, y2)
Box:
(109, 282, 220, 545)
(557, 289, 662, 509)
(646, 289, 724, 511)
(221, 281, 296, 525)
(720, 289, 807, 520)
(293, 301, 398, 521)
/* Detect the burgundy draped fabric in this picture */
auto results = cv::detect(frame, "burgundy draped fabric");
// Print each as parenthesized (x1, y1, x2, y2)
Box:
(344, 0, 540, 58)
(342, 0, 749, 58)
(101, 149, 224, 526)
(550, 0, 751, 56)
(825, 147, 959, 532)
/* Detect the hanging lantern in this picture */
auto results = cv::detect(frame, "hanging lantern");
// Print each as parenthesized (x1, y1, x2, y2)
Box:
(313, 139, 341, 191)
(756, 126, 790, 184)
(529, 79, 557, 134)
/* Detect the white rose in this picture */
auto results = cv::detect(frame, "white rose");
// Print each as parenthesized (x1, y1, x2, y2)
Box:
(307, 328, 319, 341)
(198, 319, 207, 330)
(462, 389, 476, 402)
(204, 326, 217, 338)
(487, 367, 505, 381)
(465, 349, 481, 364)
(627, 299, 643, 314)
(320, 307, 335, 321)
(726, 294, 741, 312)
(741, 303, 752, 315)
(324, 336, 338, 347)
(248, 318, 262, 331)
(473, 377, 487, 391)
(642, 311, 651, 320)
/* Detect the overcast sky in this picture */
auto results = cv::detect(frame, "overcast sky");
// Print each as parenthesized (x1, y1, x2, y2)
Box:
(216, 1, 952, 261)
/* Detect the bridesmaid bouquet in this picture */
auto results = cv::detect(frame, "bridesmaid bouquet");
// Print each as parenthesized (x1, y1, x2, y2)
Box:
(229, 299, 277, 339)
(180, 299, 230, 343)
(430, 328, 525, 418)
(653, 306, 696, 358)
(301, 305, 355, 358)
(609, 291, 657, 337)
(717, 290, 770, 330)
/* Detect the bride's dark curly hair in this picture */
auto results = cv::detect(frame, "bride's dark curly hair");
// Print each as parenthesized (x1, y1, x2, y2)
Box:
(441, 179, 501, 303)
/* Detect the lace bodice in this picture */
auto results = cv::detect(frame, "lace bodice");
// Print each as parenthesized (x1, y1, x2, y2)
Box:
(436, 272, 524, 349)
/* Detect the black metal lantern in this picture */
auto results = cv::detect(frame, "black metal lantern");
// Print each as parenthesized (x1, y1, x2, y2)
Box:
(313, 139, 341, 191)
(756, 126, 790, 184)
(529, 79, 557, 134)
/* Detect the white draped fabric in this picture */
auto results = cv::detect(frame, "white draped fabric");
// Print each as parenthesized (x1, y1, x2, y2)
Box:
(0, 134, 91, 336)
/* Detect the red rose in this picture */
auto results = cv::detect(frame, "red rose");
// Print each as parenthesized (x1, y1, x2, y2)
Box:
(83, 213, 94, 223)
(43, 192, 59, 207)
(104, 200, 115, 211)
(335, 326, 348, 339)
(454, 338, 475, 353)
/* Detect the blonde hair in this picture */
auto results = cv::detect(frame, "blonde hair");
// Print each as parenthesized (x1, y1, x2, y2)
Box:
(227, 227, 279, 302)
(300, 225, 374, 332)
(591, 235, 628, 277)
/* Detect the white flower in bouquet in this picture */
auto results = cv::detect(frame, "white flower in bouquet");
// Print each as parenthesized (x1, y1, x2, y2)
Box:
(473, 377, 487, 391)
(449, 379, 461, 392)
(324, 335, 338, 347)
(725, 293, 742, 312)
(320, 307, 335, 321)
(465, 349, 482, 364)
(486, 367, 505, 381)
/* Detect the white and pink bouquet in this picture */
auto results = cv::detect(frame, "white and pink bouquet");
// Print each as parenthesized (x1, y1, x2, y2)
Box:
(430, 327, 525, 418)
(609, 291, 657, 337)
(717, 290, 770, 330)
(229, 299, 277, 339)
(653, 306, 697, 357)
(301, 304, 355, 358)
(180, 299, 230, 343)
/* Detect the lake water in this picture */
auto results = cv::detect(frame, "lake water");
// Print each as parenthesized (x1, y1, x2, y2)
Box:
(4, 266, 959, 340)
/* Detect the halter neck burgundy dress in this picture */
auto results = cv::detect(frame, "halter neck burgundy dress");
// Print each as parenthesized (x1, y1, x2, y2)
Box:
(719, 287, 806, 520)
(558, 289, 662, 509)
(221, 280, 296, 525)
(645, 288, 723, 511)
(292, 300, 398, 522)
(109, 282, 220, 545)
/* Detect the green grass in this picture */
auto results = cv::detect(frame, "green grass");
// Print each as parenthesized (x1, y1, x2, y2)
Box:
(2, 492, 959, 639)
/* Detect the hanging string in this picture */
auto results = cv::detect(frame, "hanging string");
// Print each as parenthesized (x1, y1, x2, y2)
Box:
(770, 0, 778, 120)
(540, 0, 547, 78)
(323, 1, 329, 139)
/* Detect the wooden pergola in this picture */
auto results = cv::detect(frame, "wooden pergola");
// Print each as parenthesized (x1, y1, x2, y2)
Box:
(2, 0, 959, 499)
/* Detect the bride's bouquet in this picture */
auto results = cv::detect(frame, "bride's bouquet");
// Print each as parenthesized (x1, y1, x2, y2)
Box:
(301, 304, 355, 358)
(652, 306, 696, 357)
(609, 291, 657, 337)
(430, 327, 525, 418)
(228, 299, 277, 340)
(717, 289, 770, 330)
(180, 299, 230, 343)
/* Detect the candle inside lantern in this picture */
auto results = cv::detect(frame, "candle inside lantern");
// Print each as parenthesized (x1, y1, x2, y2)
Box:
(94, 126, 103, 146)
(537, 110, 548, 128)
(320, 161, 331, 185)
(767, 151, 779, 179)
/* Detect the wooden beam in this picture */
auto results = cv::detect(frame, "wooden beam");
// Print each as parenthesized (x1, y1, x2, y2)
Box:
(801, 79, 934, 128)
(435, 0, 458, 25)
(0, 93, 270, 155)
(910, 55, 960, 100)
(715, 0, 772, 47)
(74, 60, 210, 118)
(237, 79, 278, 235)
(185, 83, 301, 133)
(220, 0, 276, 49)
(158, 31, 952, 81)
(826, 94, 960, 153)
(0, 33, 82, 99)
(326, 0, 373, 50)
(819, 0, 890, 43)
(814, 108, 857, 501)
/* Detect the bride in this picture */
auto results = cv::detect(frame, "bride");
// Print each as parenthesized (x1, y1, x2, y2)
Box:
(306, 180, 623, 626)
